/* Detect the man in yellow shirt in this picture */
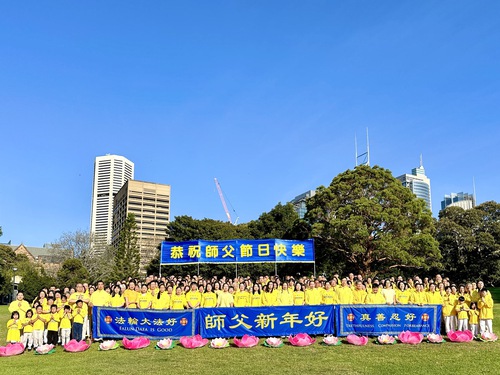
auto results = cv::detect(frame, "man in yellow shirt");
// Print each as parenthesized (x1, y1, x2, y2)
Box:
(352, 281, 367, 304)
(8, 292, 31, 320)
(321, 282, 338, 305)
(337, 278, 353, 304)
(186, 283, 202, 309)
(364, 284, 386, 304)
(89, 281, 111, 308)
(305, 281, 321, 305)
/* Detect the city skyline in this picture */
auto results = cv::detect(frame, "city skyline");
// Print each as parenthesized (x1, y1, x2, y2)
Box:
(1, 2, 499, 246)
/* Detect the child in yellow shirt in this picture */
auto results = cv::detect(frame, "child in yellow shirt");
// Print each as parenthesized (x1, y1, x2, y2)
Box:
(46, 304, 60, 346)
(21, 309, 34, 350)
(7, 311, 21, 343)
(72, 300, 87, 341)
(31, 305, 47, 348)
(59, 305, 73, 345)
(455, 296, 470, 331)
(468, 302, 479, 336)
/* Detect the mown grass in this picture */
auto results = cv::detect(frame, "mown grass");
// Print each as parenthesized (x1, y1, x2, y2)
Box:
(1, 291, 499, 375)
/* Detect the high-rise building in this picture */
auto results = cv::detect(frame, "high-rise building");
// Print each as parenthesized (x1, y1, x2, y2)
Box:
(90, 155, 134, 245)
(112, 180, 171, 272)
(441, 192, 476, 211)
(396, 159, 432, 213)
(290, 190, 316, 219)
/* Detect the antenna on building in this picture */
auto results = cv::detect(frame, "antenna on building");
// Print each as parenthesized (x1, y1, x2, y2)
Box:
(420, 153, 423, 168)
(355, 128, 370, 167)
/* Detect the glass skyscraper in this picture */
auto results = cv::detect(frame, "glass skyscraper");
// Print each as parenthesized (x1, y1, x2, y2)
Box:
(397, 163, 432, 213)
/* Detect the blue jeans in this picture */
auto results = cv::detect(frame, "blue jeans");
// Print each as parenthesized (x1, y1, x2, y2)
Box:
(72, 322, 83, 341)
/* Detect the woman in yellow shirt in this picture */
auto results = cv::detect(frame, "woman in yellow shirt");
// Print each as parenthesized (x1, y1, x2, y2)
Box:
(123, 281, 139, 308)
(170, 287, 187, 310)
(396, 282, 412, 305)
(262, 283, 278, 306)
(110, 286, 125, 308)
(152, 284, 170, 309)
(250, 284, 263, 307)
(137, 285, 153, 309)
(277, 282, 294, 306)
(202, 284, 218, 308)
(293, 283, 305, 306)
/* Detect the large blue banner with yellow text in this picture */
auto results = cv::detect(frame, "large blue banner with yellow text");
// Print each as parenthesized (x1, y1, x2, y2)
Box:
(196, 305, 334, 338)
(160, 239, 315, 265)
(336, 305, 442, 336)
(92, 307, 196, 339)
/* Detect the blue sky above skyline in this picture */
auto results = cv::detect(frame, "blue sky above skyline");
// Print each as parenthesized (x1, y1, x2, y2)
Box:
(1, 1, 499, 247)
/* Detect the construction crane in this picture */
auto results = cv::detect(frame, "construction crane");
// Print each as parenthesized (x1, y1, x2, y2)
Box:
(214, 178, 238, 225)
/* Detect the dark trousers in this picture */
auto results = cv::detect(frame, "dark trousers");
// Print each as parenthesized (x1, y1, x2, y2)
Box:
(47, 330, 59, 345)
(72, 322, 83, 341)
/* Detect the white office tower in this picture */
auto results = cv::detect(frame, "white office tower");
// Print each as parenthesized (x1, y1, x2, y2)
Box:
(90, 155, 134, 245)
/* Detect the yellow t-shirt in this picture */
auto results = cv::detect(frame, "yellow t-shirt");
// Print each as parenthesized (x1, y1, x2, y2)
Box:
(352, 289, 367, 304)
(217, 292, 234, 307)
(262, 290, 278, 306)
(396, 290, 412, 305)
(201, 292, 217, 308)
(59, 312, 72, 329)
(170, 295, 187, 310)
(185, 291, 202, 308)
(337, 287, 353, 304)
(234, 291, 250, 307)
(110, 295, 125, 308)
(72, 305, 88, 324)
(32, 313, 47, 331)
(152, 293, 170, 309)
(47, 313, 60, 331)
(469, 310, 479, 325)
(321, 289, 338, 305)
(250, 293, 262, 307)
(22, 317, 34, 333)
(293, 291, 305, 306)
(90, 290, 111, 307)
(123, 289, 139, 308)
(277, 290, 294, 306)
(137, 293, 153, 309)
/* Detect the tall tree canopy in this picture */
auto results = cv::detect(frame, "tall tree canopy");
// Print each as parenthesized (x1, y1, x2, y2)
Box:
(113, 213, 141, 280)
(436, 201, 500, 285)
(306, 165, 441, 277)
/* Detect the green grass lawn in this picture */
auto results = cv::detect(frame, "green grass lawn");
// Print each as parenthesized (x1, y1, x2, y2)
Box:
(1, 292, 499, 375)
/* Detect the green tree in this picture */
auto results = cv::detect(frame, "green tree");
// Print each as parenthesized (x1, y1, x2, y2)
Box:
(248, 202, 298, 239)
(113, 213, 141, 280)
(436, 202, 500, 285)
(57, 258, 90, 287)
(306, 165, 441, 277)
(18, 265, 56, 301)
(0, 244, 17, 299)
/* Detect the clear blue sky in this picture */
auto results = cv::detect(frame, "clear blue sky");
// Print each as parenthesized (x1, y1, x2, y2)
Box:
(1, 1, 499, 247)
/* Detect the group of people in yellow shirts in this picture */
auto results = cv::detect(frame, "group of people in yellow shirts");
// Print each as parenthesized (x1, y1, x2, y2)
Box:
(6, 273, 495, 348)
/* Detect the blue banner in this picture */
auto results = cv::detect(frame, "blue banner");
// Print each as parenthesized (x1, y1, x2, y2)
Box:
(92, 307, 196, 339)
(196, 305, 335, 338)
(160, 239, 315, 265)
(336, 304, 442, 336)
